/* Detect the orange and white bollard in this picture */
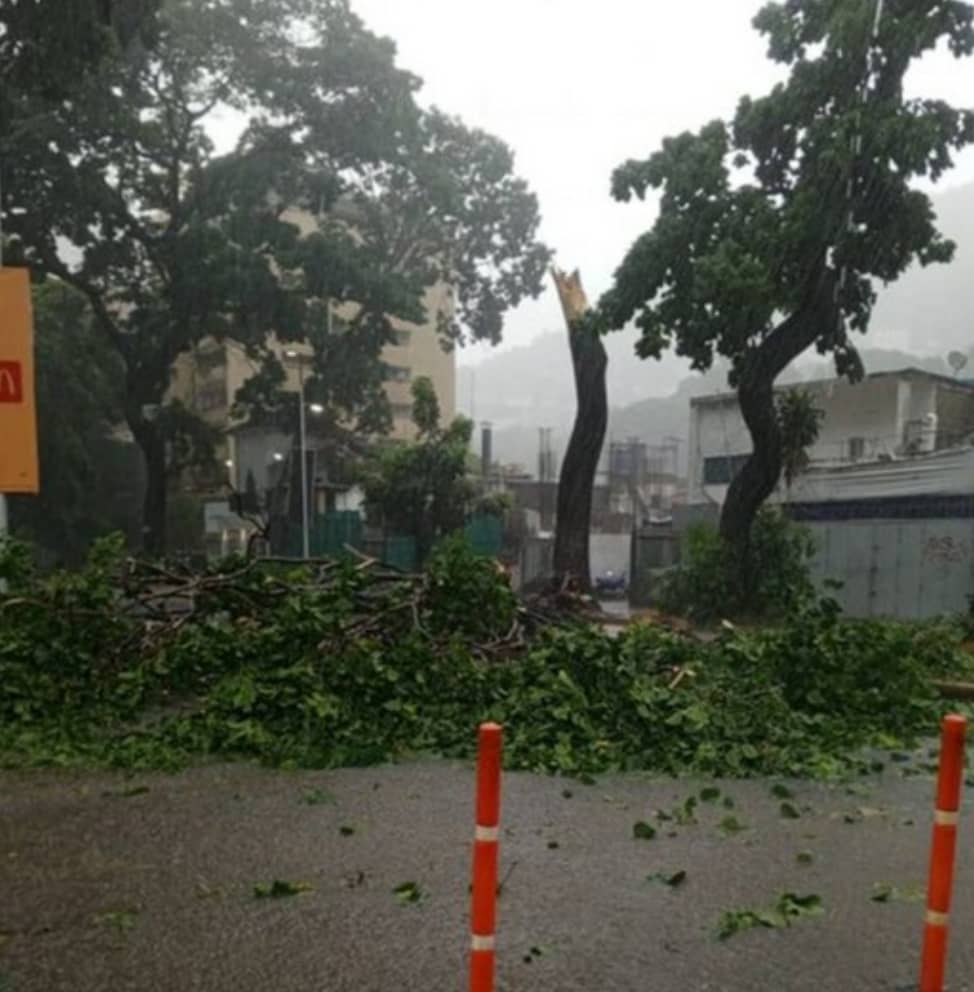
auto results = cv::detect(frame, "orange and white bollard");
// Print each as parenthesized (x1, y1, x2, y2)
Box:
(919, 713, 967, 992)
(469, 722, 503, 992)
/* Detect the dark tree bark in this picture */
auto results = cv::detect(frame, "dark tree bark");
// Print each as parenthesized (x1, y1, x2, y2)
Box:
(138, 428, 168, 557)
(719, 271, 835, 555)
(551, 268, 608, 590)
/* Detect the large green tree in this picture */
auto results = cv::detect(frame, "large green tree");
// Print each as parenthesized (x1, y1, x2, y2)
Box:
(599, 0, 974, 556)
(3, 0, 548, 555)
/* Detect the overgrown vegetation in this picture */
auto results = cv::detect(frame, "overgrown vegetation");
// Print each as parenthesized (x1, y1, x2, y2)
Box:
(0, 535, 968, 778)
(658, 508, 816, 622)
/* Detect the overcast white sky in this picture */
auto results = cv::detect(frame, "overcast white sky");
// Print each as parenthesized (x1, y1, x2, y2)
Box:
(346, 0, 974, 367)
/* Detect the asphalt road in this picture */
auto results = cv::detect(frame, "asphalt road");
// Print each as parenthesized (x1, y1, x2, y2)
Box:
(2, 756, 972, 992)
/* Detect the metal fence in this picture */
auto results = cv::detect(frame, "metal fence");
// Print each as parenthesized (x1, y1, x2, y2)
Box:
(281, 511, 503, 571)
(806, 517, 974, 619)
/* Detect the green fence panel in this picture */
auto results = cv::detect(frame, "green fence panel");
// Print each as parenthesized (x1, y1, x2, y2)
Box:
(311, 511, 364, 557)
(282, 512, 364, 558)
(464, 513, 503, 557)
(382, 534, 419, 572)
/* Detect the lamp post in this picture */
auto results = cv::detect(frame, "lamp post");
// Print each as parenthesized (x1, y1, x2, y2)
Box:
(284, 350, 325, 559)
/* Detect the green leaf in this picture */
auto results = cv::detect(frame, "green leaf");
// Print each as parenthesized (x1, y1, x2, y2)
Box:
(776, 892, 823, 919)
(339, 825, 355, 836)
(870, 883, 924, 904)
(718, 892, 824, 940)
(647, 869, 687, 887)
(94, 909, 138, 932)
(779, 802, 801, 819)
(393, 881, 425, 905)
(633, 821, 657, 840)
(796, 850, 814, 865)
(771, 784, 794, 799)
(700, 786, 721, 802)
(675, 795, 698, 825)
(253, 879, 313, 899)
(718, 816, 747, 835)
(300, 788, 336, 806)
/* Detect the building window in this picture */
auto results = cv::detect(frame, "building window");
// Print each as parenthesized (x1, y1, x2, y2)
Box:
(197, 382, 227, 412)
(391, 403, 413, 420)
(848, 437, 865, 460)
(391, 330, 411, 347)
(383, 364, 411, 383)
(702, 454, 750, 485)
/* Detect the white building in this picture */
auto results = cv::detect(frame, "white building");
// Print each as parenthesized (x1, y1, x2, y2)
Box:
(688, 368, 974, 508)
(685, 368, 974, 619)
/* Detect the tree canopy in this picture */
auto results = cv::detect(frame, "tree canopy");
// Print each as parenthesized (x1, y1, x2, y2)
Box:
(0, 0, 159, 110)
(2, 0, 549, 554)
(599, 0, 974, 549)
(362, 377, 475, 562)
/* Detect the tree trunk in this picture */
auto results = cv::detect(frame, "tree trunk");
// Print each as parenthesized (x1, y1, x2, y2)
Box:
(141, 429, 168, 557)
(551, 268, 608, 590)
(718, 377, 782, 552)
(129, 406, 168, 557)
(718, 279, 834, 554)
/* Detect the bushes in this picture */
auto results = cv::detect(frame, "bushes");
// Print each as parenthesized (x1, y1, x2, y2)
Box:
(658, 508, 816, 622)
(0, 533, 968, 778)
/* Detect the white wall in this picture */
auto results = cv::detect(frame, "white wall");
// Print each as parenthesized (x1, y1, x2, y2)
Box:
(688, 374, 941, 506)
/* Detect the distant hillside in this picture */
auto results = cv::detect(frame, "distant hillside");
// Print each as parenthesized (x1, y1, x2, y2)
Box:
(459, 181, 974, 474)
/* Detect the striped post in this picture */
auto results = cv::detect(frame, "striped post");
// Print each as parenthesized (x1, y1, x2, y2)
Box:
(919, 713, 967, 992)
(469, 722, 503, 992)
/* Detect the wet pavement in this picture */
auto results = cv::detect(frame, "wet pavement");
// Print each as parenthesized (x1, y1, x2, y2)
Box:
(1, 758, 972, 991)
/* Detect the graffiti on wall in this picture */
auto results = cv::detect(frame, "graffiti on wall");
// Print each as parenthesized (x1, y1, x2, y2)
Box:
(922, 535, 970, 565)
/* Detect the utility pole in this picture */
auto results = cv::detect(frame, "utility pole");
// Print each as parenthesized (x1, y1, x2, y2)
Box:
(537, 426, 552, 531)
(285, 349, 324, 559)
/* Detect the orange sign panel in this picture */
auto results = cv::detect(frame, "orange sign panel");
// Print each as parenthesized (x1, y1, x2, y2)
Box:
(0, 268, 39, 493)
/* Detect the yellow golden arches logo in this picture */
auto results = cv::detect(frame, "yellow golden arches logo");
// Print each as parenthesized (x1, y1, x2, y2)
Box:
(0, 361, 23, 403)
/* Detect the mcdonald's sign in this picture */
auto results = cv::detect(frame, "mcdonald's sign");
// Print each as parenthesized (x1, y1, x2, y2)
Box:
(0, 361, 24, 403)
(0, 268, 39, 493)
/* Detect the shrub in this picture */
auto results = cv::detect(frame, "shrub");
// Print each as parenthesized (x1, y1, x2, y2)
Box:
(0, 532, 967, 778)
(657, 508, 816, 622)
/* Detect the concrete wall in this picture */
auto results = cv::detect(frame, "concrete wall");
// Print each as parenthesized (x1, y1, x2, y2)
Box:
(590, 533, 631, 578)
(806, 517, 974, 618)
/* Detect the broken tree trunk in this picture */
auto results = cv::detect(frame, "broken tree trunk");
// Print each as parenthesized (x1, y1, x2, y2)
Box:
(551, 267, 608, 591)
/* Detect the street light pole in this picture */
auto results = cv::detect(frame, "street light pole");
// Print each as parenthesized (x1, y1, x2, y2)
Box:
(285, 348, 325, 559)
(296, 355, 310, 559)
